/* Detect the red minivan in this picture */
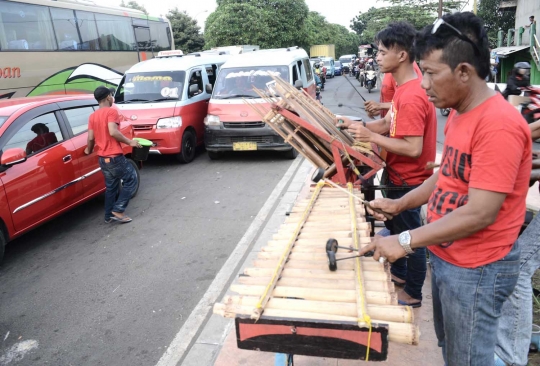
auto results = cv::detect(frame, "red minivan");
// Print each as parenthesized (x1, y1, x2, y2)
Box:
(0, 95, 139, 263)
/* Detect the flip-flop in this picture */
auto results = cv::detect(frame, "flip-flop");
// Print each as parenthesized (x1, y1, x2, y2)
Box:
(398, 299, 422, 308)
(104, 218, 113, 224)
(110, 215, 132, 223)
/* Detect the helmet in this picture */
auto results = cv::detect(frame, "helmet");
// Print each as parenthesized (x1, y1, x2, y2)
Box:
(514, 61, 531, 76)
(314, 63, 320, 68)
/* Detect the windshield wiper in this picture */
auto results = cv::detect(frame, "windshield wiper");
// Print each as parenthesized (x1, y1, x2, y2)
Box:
(142, 98, 177, 103)
(217, 94, 257, 100)
(116, 99, 149, 104)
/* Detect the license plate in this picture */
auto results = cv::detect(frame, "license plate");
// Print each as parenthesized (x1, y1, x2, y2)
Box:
(233, 142, 257, 151)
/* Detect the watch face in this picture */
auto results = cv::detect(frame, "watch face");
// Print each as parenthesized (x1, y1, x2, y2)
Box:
(400, 231, 411, 244)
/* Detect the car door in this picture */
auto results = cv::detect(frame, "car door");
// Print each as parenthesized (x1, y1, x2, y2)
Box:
(0, 106, 80, 233)
(185, 68, 210, 144)
(57, 102, 104, 198)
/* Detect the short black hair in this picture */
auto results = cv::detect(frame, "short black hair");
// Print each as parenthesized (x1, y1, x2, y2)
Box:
(31, 123, 49, 134)
(375, 21, 416, 64)
(416, 12, 490, 79)
(531, 15, 535, 19)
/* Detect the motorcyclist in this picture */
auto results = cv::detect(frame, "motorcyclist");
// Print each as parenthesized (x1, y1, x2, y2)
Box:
(365, 59, 375, 71)
(314, 63, 325, 91)
(503, 61, 531, 100)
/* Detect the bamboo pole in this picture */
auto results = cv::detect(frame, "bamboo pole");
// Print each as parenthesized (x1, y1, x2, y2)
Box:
(243, 267, 388, 282)
(235, 276, 392, 293)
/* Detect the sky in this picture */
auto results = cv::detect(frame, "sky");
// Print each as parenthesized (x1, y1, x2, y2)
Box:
(95, 0, 391, 31)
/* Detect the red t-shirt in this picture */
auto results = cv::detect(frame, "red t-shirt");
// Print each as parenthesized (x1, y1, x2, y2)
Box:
(26, 132, 58, 154)
(380, 62, 422, 118)
(428, 94, 532, 268)
(88, 107, 123, 157)
(385, 77, 437, 186)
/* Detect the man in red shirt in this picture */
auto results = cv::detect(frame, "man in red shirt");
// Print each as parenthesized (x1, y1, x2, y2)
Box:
(26, 123, 58, 155)
(339, 21, 437, 308)
(360, 13, 531, 365)
(85, 86, 141, 223)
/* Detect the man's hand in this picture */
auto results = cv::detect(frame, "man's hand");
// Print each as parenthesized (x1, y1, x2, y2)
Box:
(364, 101, 381, 114)
(84, 147, 92, 155)
(358, 235, 407, 263)
(366, 198, 403, 221)
(334, 116, 355, 129)
(348, 123, 373, 142)
(129, 140, 142, 148)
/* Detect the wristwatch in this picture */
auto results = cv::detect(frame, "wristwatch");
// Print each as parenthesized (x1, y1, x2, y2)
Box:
(398, 230, 415, 255)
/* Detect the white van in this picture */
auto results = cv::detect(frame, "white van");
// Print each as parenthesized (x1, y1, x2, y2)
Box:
(114, 53, 230, 163)
(204, 47, 315, 159)
(320, 57, 335, 78)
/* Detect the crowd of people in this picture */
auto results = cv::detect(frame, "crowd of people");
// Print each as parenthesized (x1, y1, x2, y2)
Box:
(337, 11, 538, 366)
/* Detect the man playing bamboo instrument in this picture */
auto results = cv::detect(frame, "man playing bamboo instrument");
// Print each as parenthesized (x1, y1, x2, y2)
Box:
(359, 12, 531, 365)
(337, 21, 437, 308)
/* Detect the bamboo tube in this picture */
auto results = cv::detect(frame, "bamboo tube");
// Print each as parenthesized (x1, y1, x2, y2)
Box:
(279, 221, 369, 232)
(242, 268, 388, 282)
(284, 214, 362, 223)
(272, 230, 370, 240)
(230, 284, 395, 305)
(221, 296, 411, 323)
(252, 258, 384, 272)
(256, 252, 383, 269)
(213, 304, 418, 345)
(262, 238, 372, 249)
(236, 276, 392, 293)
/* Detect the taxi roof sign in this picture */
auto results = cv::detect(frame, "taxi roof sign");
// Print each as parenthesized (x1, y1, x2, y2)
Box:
(157, 50, 184, 58)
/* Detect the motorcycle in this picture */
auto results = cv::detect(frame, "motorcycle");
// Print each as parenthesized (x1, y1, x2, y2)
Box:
(520, 86, 540, 124)
(364, 70, 377, 93)
(440, 108, 451, 117)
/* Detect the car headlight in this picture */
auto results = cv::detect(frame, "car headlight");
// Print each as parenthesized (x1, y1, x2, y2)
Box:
(157, 116, 182, 129)
(204, 115, 221, 126)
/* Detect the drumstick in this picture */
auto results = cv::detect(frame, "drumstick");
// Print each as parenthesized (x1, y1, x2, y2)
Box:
(322, 179, 394, 220)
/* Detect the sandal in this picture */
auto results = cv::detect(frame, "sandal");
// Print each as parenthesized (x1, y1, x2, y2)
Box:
(110, 215, 132, 223)
(398, 299, 422, 308)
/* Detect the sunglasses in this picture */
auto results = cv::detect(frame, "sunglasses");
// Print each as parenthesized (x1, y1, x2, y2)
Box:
(432, 18, 482, 56)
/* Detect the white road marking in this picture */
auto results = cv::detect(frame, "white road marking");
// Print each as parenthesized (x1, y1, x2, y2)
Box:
(3, 332, 8, 342)
(0, 340, 38, 365)
(155, 157, 304, 366)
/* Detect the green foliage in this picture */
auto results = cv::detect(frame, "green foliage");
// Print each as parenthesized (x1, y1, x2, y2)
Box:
(166, 8, 205, 53)
(477, 0, 515, 48)
(205, 0, 309, 49)
(119, 0, 148, 14)
(351, 0, 464, 44)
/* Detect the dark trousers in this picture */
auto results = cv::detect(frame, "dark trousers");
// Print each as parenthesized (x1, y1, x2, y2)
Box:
(98, 155, 137, 221)
(384, 183, 427, 300)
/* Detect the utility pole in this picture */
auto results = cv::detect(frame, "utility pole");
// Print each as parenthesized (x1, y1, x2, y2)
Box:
(438, 0, 443, 18)
(473, 0, 478, 14)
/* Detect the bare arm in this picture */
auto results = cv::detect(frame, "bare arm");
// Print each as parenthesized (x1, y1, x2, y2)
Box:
(108, 122, 139, 147)
(84, 129, 95, 155)
(530, 120, 540, 139)
(409, 188, 506, 249)
(369, 134, 423, 158)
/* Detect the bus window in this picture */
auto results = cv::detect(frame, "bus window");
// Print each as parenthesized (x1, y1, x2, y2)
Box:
(149, 20, 172, 52)
(75, 11, 100, 51)
(94, 13, 135, 51)
(0, 2, 56, 50)
(51, 8, 80, 50)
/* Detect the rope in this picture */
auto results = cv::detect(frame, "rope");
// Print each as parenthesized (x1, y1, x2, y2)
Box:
(348, 182, 372, 361)
(254, 180, 325, 316)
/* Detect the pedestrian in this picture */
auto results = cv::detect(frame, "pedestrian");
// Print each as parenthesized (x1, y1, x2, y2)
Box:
(337, 21, 437, 308)
(495, 123, 540, 366)
(85, 86, 141, 223)
(360, 12, 532, 365)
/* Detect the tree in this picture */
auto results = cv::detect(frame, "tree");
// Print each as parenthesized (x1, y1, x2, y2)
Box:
(167, 9, 205, 53)
(205, 0, 309, 49)
(351, 0, 464, 44)
(477, 0, 515, 48)
(120, 0, 148, 14)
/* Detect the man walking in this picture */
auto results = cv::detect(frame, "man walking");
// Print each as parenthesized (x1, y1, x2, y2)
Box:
(85, 86, 141, 223)
(338, 21, 437, 308)
(361, 12, 531, 365)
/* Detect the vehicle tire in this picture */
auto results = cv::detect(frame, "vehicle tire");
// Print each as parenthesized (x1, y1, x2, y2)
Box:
(440, 108, 451, 117)
(368, 86, 372, 93)
(0, 228, 5, 264)
(176, 129, 196, 164)
(283, 147, 298, 159)
(207, 150, 223, 160)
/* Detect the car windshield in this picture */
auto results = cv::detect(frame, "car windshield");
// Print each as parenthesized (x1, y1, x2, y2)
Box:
(213, 66, 290, 99)
(323, 61, 331, 66)
(115, 71, 186, 103)
(335, 61, 341, 67)
(340, 57, 352, 63)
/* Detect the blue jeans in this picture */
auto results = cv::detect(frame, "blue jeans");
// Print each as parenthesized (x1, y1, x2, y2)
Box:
(496, 213, 540, 366)
(430, 243, 520, 366)
(98, 155, 137, 221)
(384, 184, 426, 300)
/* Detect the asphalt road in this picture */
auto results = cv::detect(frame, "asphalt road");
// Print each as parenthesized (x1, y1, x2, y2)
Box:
(0, 150, 295, 365)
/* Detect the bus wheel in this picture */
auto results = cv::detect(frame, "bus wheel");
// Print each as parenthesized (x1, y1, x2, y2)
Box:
(177, 129, 196, 164)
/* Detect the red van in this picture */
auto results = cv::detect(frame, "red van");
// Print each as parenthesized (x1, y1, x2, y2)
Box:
(0, 95, 139, 262)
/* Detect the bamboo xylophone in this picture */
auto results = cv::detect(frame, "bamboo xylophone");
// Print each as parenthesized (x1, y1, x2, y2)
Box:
(213, 183, 420, 361)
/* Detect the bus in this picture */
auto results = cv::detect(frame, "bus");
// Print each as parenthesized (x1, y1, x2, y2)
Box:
(0, 0, 174, 99)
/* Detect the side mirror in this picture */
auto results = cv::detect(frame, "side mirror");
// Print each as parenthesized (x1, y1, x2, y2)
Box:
(1, 148, 27, 167)
(205, 83, 213, 94)
(294, 80, 303, 90)
(189, 84, 199, 96)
